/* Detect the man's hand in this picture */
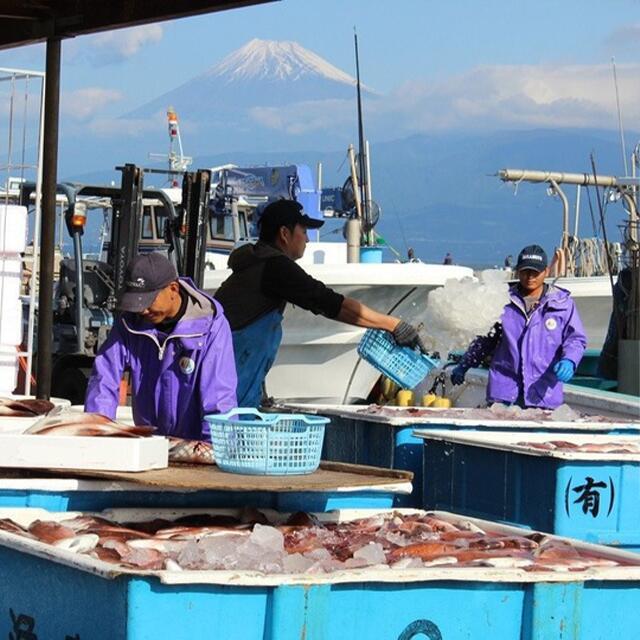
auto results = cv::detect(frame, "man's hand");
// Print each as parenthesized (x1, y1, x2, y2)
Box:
(392, 320, 428, 354)
(553, 359, 575, 383)
(450, 365, 467, 385)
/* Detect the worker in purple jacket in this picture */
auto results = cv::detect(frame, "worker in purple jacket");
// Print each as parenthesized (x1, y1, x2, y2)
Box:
(85, 253, 237, 440)
(451, 245, 587, 409)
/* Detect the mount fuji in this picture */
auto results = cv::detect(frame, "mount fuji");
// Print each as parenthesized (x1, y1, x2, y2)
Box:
(125, 39, 372, 152)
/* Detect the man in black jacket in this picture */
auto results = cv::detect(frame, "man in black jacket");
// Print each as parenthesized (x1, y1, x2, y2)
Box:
(215, 199, 426, 407)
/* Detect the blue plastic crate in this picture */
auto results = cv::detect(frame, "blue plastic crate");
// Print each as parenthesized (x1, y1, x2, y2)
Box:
(357, 329, 436, 389)
(1, 509, 640, 640)
(206, 409, 329, 476)
(421, 432, 640, 551)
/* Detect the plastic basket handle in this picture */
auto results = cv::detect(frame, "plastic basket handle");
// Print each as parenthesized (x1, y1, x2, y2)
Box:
(213, 408, 273, 422)
(289, 414, 330, 425)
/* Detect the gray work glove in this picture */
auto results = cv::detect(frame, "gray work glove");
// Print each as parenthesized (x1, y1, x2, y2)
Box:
(392, 320, 428, 354)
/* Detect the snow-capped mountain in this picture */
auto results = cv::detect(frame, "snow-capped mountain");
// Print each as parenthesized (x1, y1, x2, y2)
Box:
(208, 38, 357, 85)
(127, 39, 369, 119)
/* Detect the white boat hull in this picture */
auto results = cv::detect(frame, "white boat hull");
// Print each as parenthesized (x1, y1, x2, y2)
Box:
(554, 275, 613, 350)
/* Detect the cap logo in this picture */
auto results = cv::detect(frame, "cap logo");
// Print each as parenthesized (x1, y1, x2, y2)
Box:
(126, 277, 146, 289)
(521, 254, 543, 262)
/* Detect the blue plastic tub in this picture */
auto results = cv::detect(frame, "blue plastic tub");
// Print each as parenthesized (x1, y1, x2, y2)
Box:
(287, 403, 639, 510)
(359, 246, 384, 263)
(420, 430, 640, 551)
(1, 508, 640, 640)
(357, 329, 437, 389)
(206, 409, 329, 475)
(321, 413, 424, 508)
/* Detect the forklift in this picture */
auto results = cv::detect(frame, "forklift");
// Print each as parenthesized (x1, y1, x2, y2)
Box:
(20, 163, 211, 403)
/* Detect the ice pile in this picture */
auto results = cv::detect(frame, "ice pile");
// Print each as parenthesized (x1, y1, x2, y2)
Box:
(421, 270, 510, 357)
(550, 404, 582, 422)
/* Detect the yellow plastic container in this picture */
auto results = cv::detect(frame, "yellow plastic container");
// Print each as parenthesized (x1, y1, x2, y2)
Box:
(422, 393, 437, 407)
(432, 397, 452, 408)
(395, 390, 414, 406)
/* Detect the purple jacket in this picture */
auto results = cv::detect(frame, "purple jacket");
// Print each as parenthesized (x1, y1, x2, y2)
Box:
(85, 278, 237, 440)
(462, 285, 587, 409)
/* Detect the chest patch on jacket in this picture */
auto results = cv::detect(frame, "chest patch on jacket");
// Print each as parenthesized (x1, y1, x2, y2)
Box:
(545, 317, 558, 331)
(179, 356, 195, 375)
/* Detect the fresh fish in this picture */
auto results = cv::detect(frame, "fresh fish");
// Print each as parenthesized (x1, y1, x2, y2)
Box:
(0, 397, 55, 417)
(28, 520, 77, 544)
(388, 541, 462, 562)
(25, 412, 155, 438)
(54, 533, 100, 554)
(1, 512, 631, 575)
(168, 438, 214, 464)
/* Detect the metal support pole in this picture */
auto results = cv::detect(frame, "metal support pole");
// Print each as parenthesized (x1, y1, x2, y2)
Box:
(36, 38, 61, 400)
(72, 229, 85, 353)
(549, 179, 569, 260)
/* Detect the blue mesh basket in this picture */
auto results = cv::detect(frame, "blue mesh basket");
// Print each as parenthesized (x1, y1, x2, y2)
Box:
(357, 329, 437, 389)
(205, 409, 329, 476)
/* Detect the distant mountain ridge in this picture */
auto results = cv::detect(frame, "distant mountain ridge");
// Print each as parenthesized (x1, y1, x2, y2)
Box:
(64, 127, 637, 265)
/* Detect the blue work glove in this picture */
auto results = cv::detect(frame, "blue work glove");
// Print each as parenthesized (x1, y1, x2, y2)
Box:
(392, 320, 428, 354)
(450, 365, 467, 385)
(553, 359, 575, 383)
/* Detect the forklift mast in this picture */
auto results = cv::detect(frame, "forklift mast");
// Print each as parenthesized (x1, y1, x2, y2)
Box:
(110, 164, 144, 301)
(180, 169, 211, 288)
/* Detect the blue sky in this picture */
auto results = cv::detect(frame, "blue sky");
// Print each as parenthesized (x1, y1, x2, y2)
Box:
(0, 1, 637, 263)
(0, 0, 638, 118)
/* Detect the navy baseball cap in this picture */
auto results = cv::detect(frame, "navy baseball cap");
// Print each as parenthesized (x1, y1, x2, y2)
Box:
(516, 245, 548, 272)
(258, 199, 324, 238)
(118, 253, 178, 313)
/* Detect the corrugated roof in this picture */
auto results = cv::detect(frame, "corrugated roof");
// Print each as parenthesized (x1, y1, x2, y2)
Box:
(0, 0, 275, 49)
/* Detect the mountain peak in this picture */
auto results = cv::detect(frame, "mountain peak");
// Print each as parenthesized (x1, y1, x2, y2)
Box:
(207, 38, 358, 86)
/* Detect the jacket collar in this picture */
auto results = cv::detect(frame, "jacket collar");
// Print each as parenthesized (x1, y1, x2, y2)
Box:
(509, 283, 570, 313)
(120, 278, 218, 337)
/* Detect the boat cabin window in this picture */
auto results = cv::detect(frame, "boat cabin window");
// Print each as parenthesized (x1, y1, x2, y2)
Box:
(141, 207, 154, 240)
(154, 205, 168, 241)
(209, 212, 241, 241)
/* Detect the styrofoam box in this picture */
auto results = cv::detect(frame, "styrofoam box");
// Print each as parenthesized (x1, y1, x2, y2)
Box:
(0, 348, 17, 393)
(0, 255, 21, 298)
(0, 434, 168, 472)
(0, 204, 27, 254)
(0, 306, 22, 345)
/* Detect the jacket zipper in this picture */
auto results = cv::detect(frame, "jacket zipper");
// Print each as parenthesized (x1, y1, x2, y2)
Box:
(122, 319, 203, 361)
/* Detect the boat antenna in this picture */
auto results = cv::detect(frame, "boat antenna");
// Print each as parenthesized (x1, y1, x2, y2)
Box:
(590, 152, 623, 338)
(611, 57, 629, 176)
(354, 27, 370, 244)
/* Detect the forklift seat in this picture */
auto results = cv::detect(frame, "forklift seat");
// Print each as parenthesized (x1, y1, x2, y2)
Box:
(58, 258, 113, 308)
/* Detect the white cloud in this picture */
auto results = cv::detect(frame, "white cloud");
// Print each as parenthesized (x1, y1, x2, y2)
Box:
(249, 98, 354, 135)
(88, 111, 167, 138)
(67, 25, 163, 65)
(604, 23, 640, 48)
(62, 88, 123, 120)
(245, 63, 640, 139)
(374, 63, 640, 133)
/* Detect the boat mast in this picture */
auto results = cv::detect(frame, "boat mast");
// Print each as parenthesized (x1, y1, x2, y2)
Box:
(354, 29, 370, 245)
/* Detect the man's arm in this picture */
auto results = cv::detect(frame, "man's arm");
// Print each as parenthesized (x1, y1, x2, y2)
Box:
(84, 319, 129, 419)
(336, 297, 399, 331)
(198, 314, 238, 440)
(561, 300, 587, 366)
(264, 257, 423, 350)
